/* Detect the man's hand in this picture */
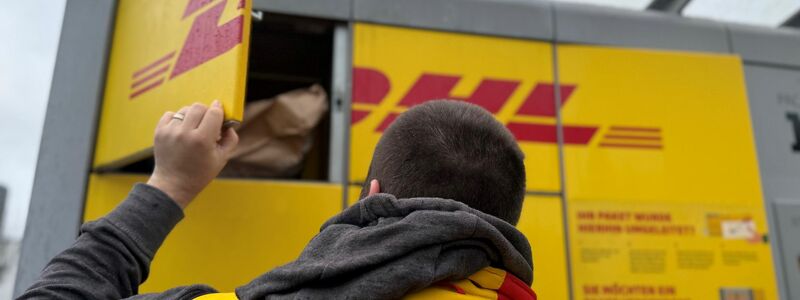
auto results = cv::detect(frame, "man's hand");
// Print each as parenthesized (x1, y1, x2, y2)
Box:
(147, 100, 239, 208)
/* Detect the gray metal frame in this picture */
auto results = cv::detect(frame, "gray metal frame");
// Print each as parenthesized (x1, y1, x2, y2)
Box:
(554, 2, 728, 52)
(329, 24, 353, 209)
(14, 0, 117, 296)
(772, 199, 800, 300)
(729, 24, 800, 300)
(254, 0, 352, 20)
(353, 0, 553, 40)
(729, 24, 800, 68)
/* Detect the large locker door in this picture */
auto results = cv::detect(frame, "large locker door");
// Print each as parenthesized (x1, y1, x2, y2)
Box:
(349, 23, 561, 193)
(348, 23, 569, 298)
(558, 45, 777, 300)
(84, 174, 342, 292)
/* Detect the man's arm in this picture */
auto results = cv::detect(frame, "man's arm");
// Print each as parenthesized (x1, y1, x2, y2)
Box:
(17, 101, 239, 299)
(18, 184, 184, 299)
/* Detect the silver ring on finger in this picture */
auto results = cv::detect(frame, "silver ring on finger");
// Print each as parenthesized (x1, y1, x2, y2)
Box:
(172, 112, 186, 121)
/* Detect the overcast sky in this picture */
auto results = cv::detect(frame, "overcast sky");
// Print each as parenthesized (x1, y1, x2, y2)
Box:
(0, 0, 66, 240)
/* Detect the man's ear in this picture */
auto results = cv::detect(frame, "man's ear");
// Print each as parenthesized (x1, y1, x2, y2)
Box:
(368, 179, 380, 196)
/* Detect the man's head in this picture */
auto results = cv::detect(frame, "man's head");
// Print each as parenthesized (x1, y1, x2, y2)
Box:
(360, 100, 526, 224)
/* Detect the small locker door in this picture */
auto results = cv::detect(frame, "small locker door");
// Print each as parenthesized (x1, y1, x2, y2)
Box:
(94, 0, 252, 168)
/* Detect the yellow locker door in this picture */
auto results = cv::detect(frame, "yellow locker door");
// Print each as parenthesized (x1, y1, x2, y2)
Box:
(94, 0, 252, 168)
(558, 45, 777, 300)
(516, 196, 570, 300)
(84, 174, 342, 292)
(349, 23, 561, 192)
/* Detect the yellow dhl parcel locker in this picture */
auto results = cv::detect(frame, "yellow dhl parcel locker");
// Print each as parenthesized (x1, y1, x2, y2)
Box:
(84, 1, 776, 297)
(349, 23, 570, 299)
(85, 0, 344, 292)
(558, 45, 777, 300)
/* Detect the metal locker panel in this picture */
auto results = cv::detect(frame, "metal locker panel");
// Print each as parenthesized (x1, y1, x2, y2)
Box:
(559, 45, 777, 299)
(353, 0, 554, 40)
(730, 25, 800, 68)
(743, 65, 800, 195)
(558, 45, 762, 205)
(554, 2, 730, 53)
(743, 64, 800, 300)
(84, 174, 343, 293)
(773, 200, 800, 300)
(253, 0, 352, 20)
(350, 23, 562, 192)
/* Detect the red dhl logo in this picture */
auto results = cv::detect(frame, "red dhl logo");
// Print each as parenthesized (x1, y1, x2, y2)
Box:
(129, 0, 246, 99)
(352, 67, 663, 150)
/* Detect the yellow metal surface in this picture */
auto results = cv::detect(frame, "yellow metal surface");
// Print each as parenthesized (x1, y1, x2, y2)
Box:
(558, 45, 776, 299)
(351, 23, 560, 192)
(558, 45, 763, 205)
(347, 185, 362, 207)
(193, 293, 237, 300)
(516, 196, 569, 300)
(569, 200, 776, 300)
(84, 174, 341, 292)
(94, 0, 251, 168)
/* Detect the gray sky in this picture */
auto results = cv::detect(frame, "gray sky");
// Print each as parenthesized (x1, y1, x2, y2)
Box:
(0, 0, 66, 240)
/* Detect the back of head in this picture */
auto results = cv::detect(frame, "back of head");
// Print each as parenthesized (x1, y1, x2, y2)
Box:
(360, 100, 526, 224)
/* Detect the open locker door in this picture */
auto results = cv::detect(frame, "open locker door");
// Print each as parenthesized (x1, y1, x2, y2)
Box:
(94, 0, 252, 168)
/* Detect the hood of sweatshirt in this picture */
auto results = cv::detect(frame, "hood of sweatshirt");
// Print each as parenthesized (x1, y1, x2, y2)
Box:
(236, 193, 533, 300)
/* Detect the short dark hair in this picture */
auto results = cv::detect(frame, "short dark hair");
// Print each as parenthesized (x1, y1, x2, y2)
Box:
(360, 100, 526, 224)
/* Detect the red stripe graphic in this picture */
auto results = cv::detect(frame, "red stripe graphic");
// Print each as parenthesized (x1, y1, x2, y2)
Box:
(398, 74, 460, 107)
(131, 65, 169, 89)
(603, 135, 661, 141)
(171, 1, 244, 79)
(516, 83, 576, 117)
(132, 52, 175, 79)
(600, 125, 663, 150)
(351, 110, 370, 124)
(183, 0, 215, 19)
(397, 73, 518, 113)
(506, 123, 598, 144)
(608, 126, 661, 133)
(455, 79, 519, 113)
(376, 113, 400, 132)
(353, 67, 391, 104)
(599, 143, 663, 149)
(130, 78, 165, 99)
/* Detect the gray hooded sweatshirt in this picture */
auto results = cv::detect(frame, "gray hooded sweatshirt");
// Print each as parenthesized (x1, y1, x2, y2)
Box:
(18, 184, 533, 300)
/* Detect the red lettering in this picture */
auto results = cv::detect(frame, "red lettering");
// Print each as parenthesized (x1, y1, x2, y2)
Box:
(398, 74, 460, 107)
(516, 83, 576, 117)
(578, 211, 595, 220)
(505, 123, 598, 144)
(584, 285, 599, 294)
(352, 67, 392, 124)
(376, 113, 400, 132)
(351, 69, 600, 145)
(353, 67, 391, 105)
(398, 74, 519, 113)
(351, 111, 370, 125)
